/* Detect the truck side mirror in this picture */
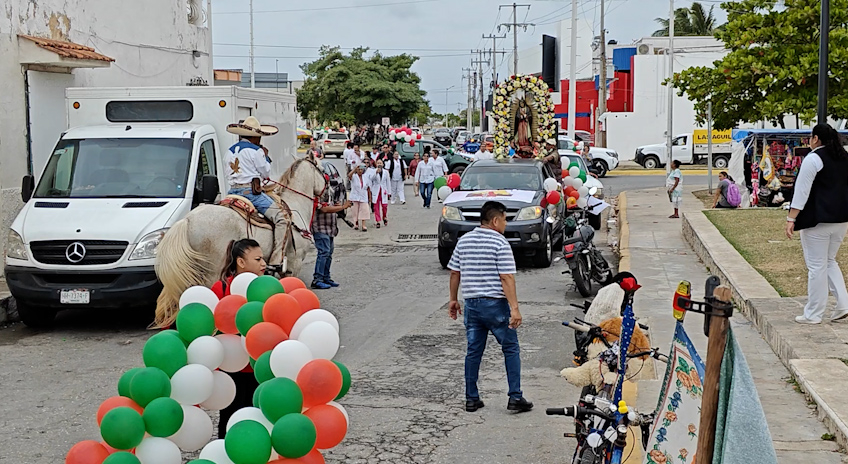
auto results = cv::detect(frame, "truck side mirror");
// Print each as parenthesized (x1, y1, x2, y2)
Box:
(21, 175, 35, 202)
(200, 175, 219, 204)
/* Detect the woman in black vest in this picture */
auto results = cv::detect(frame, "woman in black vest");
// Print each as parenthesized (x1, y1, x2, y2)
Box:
(786, 123, 848, 324)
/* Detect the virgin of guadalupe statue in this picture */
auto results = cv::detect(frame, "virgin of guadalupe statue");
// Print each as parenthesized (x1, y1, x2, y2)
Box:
(515, 100, 532, 149)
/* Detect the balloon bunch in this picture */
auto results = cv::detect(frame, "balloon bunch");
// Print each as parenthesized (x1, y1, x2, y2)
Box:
(435, 173, 460, 201)
(66, 276, 350, 464)
(388, 126, 422, 147)
(561, 165, 591, 209)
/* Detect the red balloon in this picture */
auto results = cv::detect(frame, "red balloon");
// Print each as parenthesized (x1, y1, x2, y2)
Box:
(297, 359, 343, 409)
(405, 128, 412, 135)
(269, 450, 324, 464)
(446, 174, 461, 189)
(409, 139, 416, 147)
(245, 322, 289, 359)
(263, 293, 306, 334)
(96, 396, 143, 426)
(416, 133, 422, 140)
(66, 440, 110, 464)
(289, 288, 321, 313)
(101, 442, 133, 454)
(564, 186, 576, 197)
(279, 277, 307, 293)
(304, 405, 348, 450)
(546, 190, 561, 205)
(568, 189, 580, 200)
(215, 295, 247, 335)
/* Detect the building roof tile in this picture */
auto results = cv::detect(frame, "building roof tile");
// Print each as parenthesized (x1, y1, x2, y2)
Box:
(18, 35, 115, 63)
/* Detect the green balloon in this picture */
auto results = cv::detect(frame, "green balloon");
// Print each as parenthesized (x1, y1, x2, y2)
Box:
(578, 172, 587, 183)
(271, 413, 317, 459)
(186, 461, 216, 464)
(100, 407, 145, 450)
(142, 397, 184, 437)
(117, 367, 143, 398)
(236, 301, 265, 336)
(176, 303, 215, 342)
(434, 176, 447, 189)
(225, 420, 272, 464)
(254, 351, 274, 384)
(142, 331, 188, 377)
(334, 361, 352, 400)
(259, 377, 303, 423)
(158, 329, 189, 347)
(253, 382, 266, 408)
(248, 356, 257, 368)
(246, 275, 285, 302)
(129, 367, 172, 407)
(103, 452, 141, 464)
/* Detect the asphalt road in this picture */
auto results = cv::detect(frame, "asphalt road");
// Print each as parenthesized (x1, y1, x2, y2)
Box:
(0, 157, 610, 463)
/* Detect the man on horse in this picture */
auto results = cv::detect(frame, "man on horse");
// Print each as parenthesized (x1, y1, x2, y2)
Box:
(224, 116, 289, 265)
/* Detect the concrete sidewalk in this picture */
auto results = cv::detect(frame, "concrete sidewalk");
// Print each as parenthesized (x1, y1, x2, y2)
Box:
(621, 187, 842, 462)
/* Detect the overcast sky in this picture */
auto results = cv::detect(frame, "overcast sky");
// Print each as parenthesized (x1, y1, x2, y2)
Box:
(211, 0, 728, 114)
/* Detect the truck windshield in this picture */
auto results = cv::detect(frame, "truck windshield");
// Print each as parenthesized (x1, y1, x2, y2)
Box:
(34, 138, 193, 198)
(459, 166, 542, 191)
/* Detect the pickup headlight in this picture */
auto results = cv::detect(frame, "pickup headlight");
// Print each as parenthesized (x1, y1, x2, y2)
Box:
(129, 228, 169, 261)
(442, 206, 463, 221)
(515, 206, 543, 221)
(6, 229, 27, 260)
(611, 151, 619, 159)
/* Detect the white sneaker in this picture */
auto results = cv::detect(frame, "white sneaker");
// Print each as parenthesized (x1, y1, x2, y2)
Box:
(795, 315, 822, 325)
(832, 308, 848, 322)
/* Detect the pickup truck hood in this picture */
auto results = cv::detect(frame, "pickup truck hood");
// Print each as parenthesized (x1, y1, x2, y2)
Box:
(18, 198, 184, 243)
(636, 142, 665, 152)
(444, 189, 542, 209)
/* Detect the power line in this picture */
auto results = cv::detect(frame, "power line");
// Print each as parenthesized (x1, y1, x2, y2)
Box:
(214, 42, 470, 52)
(214, 0, 443, 15)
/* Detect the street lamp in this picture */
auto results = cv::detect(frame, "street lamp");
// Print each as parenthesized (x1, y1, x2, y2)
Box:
(444, 85, 456, 127)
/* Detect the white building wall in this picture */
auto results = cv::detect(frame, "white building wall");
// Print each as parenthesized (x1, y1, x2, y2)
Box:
(0, 0, 212, 273)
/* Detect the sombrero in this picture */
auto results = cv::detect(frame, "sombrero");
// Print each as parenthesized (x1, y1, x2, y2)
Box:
(227, 116, 279, 137)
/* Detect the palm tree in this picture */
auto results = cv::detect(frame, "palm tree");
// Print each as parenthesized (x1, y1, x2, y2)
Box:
(652, 2, 719, 37)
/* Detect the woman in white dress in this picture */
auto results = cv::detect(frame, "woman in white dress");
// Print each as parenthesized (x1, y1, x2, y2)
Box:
(347, 163, 371, 231)
(370, 160, 392, 228)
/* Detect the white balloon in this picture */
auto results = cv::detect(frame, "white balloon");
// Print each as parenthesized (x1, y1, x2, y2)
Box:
(562, 176, 574, 188)
(171, 364, 214, 405)
(298, 321, 340, 360)
(572, 177, 584, 189)
(577, 197, 588, 208)
(226, 406, 274, 433)
(136, 437, 181, 464)
(169, 405, 213, 452)
(569, 166, 580, 178)
(578, 186, 589, 198)
(405, 134, 413, 142)
(199, 439, 235, 464)
(229, 272, 258, 297)
(437, 185, 453, 201)
(290, 309, 340, 339)
(328, 401, 349, 426)
(200, 370, 237, 411)
(187, 336, 225, 370)
(179, 286, 220, 312)
(215, 334, 250, 373)
(269, 340, 313, 380)
(543, 178, 558, 193)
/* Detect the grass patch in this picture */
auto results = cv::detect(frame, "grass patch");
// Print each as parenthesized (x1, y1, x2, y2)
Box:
(703, 208, 848, 297)
(822, 433, 836, 441)
(692, 189, 716, 209)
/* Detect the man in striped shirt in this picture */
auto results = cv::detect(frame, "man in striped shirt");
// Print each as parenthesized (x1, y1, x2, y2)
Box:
(448, 201, 533, 413)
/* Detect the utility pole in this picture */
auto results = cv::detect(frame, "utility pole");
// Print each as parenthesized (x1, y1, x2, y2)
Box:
(472, 50, 489, 132)
(818, 0, 830, 123)
(567, 0, 578, 140)
(249, 0, 255, 88)
(483, 33, 507, 87)
(443, 85, 456, 126)
(597, 0, 608, 148)
(498, 3, 533, 74)
(666, 0, 675, 174)
(463, 67, 473, 129)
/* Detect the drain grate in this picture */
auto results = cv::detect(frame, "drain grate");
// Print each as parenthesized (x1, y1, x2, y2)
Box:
(396, 233, 438, 241)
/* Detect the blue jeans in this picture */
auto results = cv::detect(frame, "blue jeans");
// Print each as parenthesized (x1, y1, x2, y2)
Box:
(420, 182, 434, 207)
(312, 233, 334, 283)
(228, 188, 273, 215)
(464, 297, 522, 401)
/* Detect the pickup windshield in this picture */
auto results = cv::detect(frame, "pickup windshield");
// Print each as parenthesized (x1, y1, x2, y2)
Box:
(459, 165, 542, 191)
(35, 138, 193, 199)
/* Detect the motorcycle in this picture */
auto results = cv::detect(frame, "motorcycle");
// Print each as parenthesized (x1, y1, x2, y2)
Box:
(562, 202, 613, 297)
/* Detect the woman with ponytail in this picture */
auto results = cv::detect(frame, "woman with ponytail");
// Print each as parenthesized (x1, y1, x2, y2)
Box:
(211, 239, 266, 298)
(786, 123, 848, 324)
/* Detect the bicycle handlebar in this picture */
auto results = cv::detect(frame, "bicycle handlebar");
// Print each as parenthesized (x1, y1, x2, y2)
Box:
(546, 405, 615, 422)
(627, 348, 670, 363)
(562, 320, 591, 333)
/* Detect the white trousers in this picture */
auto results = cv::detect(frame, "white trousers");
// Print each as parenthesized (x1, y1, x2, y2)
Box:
(390, 179, 405, 203)
(801, 222, 848, 321)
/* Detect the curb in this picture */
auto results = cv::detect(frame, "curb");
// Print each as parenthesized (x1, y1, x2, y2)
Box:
(617, 192, 630, 272)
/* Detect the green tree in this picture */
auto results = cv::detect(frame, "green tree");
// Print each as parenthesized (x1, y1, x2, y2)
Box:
(653, 2, 719, 36)
(671, 0, 848, 130)
(296, 46, 427, 125)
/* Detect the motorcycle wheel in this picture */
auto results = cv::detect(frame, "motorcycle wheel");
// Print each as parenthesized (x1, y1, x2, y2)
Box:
(577, 447, 602, 464)
(573, 254, 592, 297)
(592, 250, 614, 285)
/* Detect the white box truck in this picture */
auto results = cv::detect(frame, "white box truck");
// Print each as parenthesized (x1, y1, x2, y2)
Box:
(634, 129, 734, 170)
(4, 86, 298, 326)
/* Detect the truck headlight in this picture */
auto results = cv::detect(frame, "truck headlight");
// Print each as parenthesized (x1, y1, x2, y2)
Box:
(516, 206, 543, 220)
(611, 151, 619, 159)
(442, 206, 463, 221)
(129, 228, 169, 261)
(6, 229, 27, 260)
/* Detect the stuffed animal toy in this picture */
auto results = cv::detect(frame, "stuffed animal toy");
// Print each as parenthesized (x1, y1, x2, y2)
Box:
(561, 317, 651, 390)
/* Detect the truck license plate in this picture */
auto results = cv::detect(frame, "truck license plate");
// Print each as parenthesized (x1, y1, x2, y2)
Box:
(60, 289, 90, 305)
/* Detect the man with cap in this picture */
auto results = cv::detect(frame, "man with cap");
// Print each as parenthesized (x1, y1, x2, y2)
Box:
(224, 116, 289, 265)
(542, 138, 563, 180)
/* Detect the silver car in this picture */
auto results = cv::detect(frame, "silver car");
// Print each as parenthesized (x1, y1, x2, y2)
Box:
(455, 131, 471, 145)
(314, 131, 350, 158)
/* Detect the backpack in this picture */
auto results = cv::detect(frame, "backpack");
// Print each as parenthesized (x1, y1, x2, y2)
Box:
(726, 181, 741, 207)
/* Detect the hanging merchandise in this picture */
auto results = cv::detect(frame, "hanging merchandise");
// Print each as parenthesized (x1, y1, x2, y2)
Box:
(759, 144, 775, 183)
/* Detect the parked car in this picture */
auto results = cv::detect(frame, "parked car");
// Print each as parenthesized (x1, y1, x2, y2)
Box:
(560, 153, 605, 200)
(314, 131, 350, 158)
(397, 139, 470, 174)
(438, 159, 566, 269)
(455, 131, 471, 145)
(433, 128, 453, 146)
(558, 136, 619, 178)
(451, 126, 466, 139)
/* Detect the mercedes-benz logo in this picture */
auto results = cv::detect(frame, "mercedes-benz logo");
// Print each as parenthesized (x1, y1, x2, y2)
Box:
(65, 242, 86, 264)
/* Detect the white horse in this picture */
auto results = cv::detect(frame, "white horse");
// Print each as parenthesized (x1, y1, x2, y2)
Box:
(154, 156, 326, 327)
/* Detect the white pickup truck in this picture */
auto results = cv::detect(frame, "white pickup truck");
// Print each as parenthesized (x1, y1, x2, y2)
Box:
(4, 86, 297, 327)
(634, 130, 733, 170)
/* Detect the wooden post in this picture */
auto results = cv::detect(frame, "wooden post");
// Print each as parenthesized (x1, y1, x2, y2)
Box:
(696, 286, 732, 463)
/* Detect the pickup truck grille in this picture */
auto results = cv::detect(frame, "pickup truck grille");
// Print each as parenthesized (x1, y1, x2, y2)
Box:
(458, 207, 520, 221)
(30, 240, 129, 265)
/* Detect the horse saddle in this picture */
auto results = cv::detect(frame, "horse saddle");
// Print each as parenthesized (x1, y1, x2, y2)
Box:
(218, 195, 273, 230)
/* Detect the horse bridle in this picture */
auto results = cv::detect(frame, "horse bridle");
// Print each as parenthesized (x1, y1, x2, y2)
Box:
(263, 158, 328, 238)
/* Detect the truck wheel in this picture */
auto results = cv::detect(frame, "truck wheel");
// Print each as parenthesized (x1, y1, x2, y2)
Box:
(438, 246, 454, 269)
(336, 153, 343, 159)
(594, 160, 609, 178)
(450, 165, 466, 175)
(643, 156, 660, 170)
(532, 231, 554, 268)
(714, 156, 729, 169)
(17, 301, 57, 328)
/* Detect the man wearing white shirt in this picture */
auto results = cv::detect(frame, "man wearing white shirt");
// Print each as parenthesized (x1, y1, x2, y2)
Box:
(430, 149, 449, 203)
(476, 142, 495, 160)
(414, 152, 436, 208)
(387, 151, 408, 204)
